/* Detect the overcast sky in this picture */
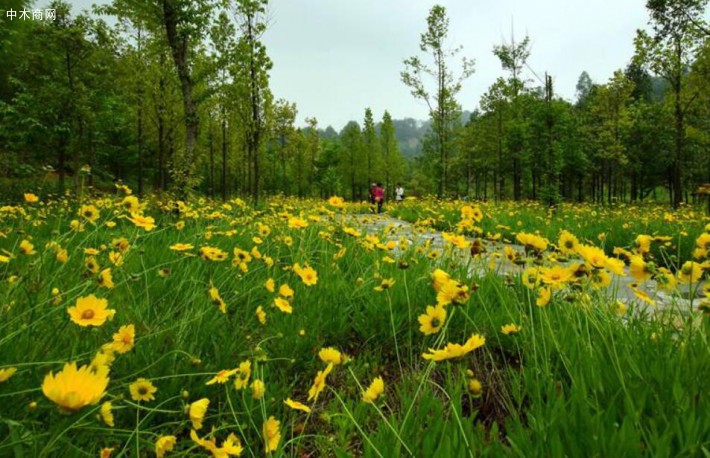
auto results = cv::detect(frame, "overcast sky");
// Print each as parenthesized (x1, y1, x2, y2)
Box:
(57, 0, 653, 130)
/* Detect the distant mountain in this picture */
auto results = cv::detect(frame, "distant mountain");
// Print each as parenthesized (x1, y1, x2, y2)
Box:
(319, 111, 473, 160)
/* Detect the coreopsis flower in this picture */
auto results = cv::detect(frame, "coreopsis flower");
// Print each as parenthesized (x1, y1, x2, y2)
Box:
(557, 230, 579, 255)
(539, 265, 574, 288)
(307, 363, 334, 401)
(19, 239, 35, 255)
(288, 216, 308, 229)
(189, 398, 209, 430)
(516, 232, 548, 252)
(85, 256, 100, 274)
(575, 244, 608, 269)
(0, 253, 10, 263)
(634, 234, 653, 254)
(273, 297, 293, 314)
(106, 324, 135, 354)
(90, 349, 114, 377)
(0, 367, 17, 383)
(170, 243, 194, 251)
(654, 267, 677, 292)
(56, 248, 69, 263)
(155, 435, 177, 458)
(255, 305, 267, 324)
(632, 287, 655, 306)
(199, 246, 228, 262)
(206, 369, 237, 385)
(209, 285, 227, 314)
(590, 270, 611, 288)
(436, 280, 469, 306)
(100, 448, 114, 458)
(98, 268, 114, 289)
(233, 361, 251, 390)
(265, 278, 275, 293)
(120, 196, 141, 213)
(42, 362, 109, 411)
(100, 401, 114, 427)
(251, 379, 265, 399)
(263, 416, 281, 453)
(328, 196, 345, 208)
(294, 263, 318, 286)
(501, 324, 521, 335)
(129, 378, 157, 402)
(233, 248, 252, 266)
(24, 193, 39, 203)
(68, 295, 115, 327)
(536, 287, 551, 307)
(279, 283, 294, 298)
(79, 205, 100, 223)
(422, 334, 486, 362)
(629, 256, 653, 282)
(432, 269, 451, 293)
(127, 212, 155, 231)
(418, 305, 446, 335)
(521, 267, 541, 289)
(190, 430, 243, 457)
(318, 347, 343, 365)
(361, 377, 385, 403)
(175, 221, 185, 230)
(112, 237, 130, 252)
(678, 261, 703, 284)
(374, 278, 395, 292)
(284, 398, 311, 413)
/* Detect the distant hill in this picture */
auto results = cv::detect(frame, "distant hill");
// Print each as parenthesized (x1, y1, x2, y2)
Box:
(319, 111, 473, 160)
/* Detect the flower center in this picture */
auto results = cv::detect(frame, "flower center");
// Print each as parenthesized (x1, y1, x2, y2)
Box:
(81, 309, 95, 320)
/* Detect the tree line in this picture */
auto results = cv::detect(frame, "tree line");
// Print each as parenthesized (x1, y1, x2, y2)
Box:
(0, 0, 708, 208)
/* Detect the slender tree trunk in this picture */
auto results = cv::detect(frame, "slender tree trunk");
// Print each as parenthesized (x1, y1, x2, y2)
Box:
(222, 107, 228, 201)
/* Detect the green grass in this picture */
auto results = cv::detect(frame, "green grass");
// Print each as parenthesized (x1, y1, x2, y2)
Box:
(0, 195, 709, 457)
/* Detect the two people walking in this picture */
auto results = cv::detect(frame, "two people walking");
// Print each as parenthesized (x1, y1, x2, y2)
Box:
(369, 182, 404, 214)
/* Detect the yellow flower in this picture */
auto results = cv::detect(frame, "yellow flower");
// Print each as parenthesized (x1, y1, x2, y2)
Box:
(536, 287, 551, 307)
(68, 295, 116, 327)
(121, 196, 141, 213)
(97, 268, 114, 289)
(418, 305, 446, 335)
(558, 230, 578, 255)
(190, 429, 243, 456)
(678, 261, 703, 284)
(539, 265, 573, 288)
(284, 397, 311, 413)
(209, 285, 227, 314)
(422, 334, 486, 362)
(107, 324, 135, 355)
(521, 267, 541, 289)
(436, 280, 469, 306)
(251, 379, 265, 399)
(234, 361, 251, 390)
(294, 263, 318, 286)
(100, 401, 114, 427)
(273, 297, 293, 314)
(263, 416, 281, 453)
(318, 347, 343, 365)
(629, 256, 653, 282)
(265, 278, 275, 293)
(189, 398, 210, 430)
(0, 367, 18, 383)
(328, 196, 345, 208)
(200, 246, 228, 261)
(516, 232, 548, 251)
(100, 448, 114, 458)
(308, 363, 333, 401)
(206, 369, 238, 385)
(42, 362, 109, 411)
(155, 435, 177, 458)
(56, 248, 69, 263)
(24, 193, 39, 203)
(129, 378, 157, 402)
(19, 239, 35, 255)
(634, 234, 653, 254)
(279, 283, 294, 298)
(468, 378, 483, 397)
(79, 204, 100, 223)
(501, 323, 521, 335)
(127, 212, 156, 231)
(361, 376, 385, 403)
(170, 243, 194, 251)
(288, 216, 308, 229)
(256, 305, 267, 324)
(432, 269, 451, 292)
(374, 278, 395, 292)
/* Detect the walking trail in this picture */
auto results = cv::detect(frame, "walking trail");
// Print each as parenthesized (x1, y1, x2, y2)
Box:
(346, 213, 703, 315)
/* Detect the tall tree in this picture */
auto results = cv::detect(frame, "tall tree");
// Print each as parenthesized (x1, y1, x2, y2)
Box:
(379, 110, 406, 193)
(401, 5, 475, 197)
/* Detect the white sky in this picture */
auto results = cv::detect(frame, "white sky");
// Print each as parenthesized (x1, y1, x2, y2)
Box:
(54, 0, 654, 129)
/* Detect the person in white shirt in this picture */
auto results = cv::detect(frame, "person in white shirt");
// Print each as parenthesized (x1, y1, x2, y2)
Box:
(395, 183, 404, 202)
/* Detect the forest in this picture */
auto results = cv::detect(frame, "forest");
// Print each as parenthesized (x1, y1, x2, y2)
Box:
(1, 0, 709, 207)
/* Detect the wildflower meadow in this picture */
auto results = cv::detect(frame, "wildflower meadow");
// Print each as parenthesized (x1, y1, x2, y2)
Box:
(1, 190, 709, 457)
